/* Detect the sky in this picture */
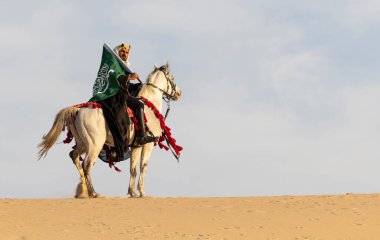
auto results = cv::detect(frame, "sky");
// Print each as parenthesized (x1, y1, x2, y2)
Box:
(1, 0, 380, 198)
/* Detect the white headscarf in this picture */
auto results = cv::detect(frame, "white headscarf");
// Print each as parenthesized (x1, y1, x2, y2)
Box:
(113, 43, 131, 67)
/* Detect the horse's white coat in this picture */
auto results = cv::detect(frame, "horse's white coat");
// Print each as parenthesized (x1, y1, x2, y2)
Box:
(38, 64, 181, 198)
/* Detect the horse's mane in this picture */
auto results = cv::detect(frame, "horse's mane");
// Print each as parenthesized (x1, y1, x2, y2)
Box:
(146, 69, 159, 83)
(145, 65, 167, 83)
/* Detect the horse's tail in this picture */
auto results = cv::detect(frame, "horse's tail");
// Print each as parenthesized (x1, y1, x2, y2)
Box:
(37, 107, 78, 160)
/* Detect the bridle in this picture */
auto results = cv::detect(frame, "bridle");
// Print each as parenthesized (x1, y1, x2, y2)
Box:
(146, 68, 177, 103)
(146, 68, 178, 121)
(144, 67, 180, 160)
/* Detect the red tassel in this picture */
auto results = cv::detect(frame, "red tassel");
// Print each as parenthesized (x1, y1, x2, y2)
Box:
(140, 97, 183, 157)
(63, 130, 73, 144)
(158, 141, 169, 150)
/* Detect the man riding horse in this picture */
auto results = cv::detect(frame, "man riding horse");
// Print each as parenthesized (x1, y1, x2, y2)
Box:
(90, 43, 156, 161)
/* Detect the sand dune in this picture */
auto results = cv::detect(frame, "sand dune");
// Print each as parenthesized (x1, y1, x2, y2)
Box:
(1, 194, 380, 239)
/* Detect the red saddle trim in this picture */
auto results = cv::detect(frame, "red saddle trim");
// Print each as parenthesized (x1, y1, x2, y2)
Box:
(71, 101, 134, 118)
(125, 106, 135, 118)
(71, 101, 102, 109)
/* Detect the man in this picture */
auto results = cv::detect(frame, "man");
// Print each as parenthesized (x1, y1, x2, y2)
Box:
(95, 43, 156, 161)
(115, 43, 156, 143)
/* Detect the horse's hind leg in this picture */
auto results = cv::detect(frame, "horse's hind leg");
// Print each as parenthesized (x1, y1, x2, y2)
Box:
(74, 107, 106, 198)
(68, 126, 88, 198)
(83, 144, 103, 198)
(70, 147, 88, 198)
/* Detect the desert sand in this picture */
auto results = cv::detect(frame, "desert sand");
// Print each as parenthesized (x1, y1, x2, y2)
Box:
(1, 194, 380, 239)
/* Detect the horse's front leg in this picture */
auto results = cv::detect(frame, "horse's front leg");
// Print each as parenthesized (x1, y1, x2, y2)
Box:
(138, 143, 154, 197)
(129, 146, 142, 197)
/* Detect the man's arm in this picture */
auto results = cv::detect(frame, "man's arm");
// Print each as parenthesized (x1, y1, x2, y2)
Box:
(128, 72, 140, 81)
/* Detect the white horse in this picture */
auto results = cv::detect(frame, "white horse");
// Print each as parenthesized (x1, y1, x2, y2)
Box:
(38, 63, 182, 198)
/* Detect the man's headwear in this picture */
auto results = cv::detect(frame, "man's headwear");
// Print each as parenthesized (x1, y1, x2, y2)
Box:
(113, 43, 131, 66)
(113, 43, 131, 53)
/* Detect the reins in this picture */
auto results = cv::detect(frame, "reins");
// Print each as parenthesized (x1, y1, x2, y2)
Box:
(143, 69, 181, 160)
(146, 69, 177, 120)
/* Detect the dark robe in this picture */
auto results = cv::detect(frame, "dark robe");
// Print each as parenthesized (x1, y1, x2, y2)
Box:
(98, 74, 130, 161)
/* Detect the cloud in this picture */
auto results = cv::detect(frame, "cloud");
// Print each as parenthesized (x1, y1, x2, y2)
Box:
(342, 0, 380, 31)
(1, 0, 380, 197)
(112, 0, 252, 35)
(164, 81, 380, 196)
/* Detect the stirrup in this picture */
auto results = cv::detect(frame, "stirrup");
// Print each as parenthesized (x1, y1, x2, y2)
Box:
(137, 135, 157, 145)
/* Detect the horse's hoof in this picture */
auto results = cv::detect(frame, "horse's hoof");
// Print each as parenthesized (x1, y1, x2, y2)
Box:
(128, 188, 138, 198)
(75, 194, 88, 199)
(75, 186, 89, 199)
(90, 192, 104, 198)
(75, 183, 88, 199)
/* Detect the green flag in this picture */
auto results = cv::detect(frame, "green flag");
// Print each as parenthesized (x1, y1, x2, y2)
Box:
(89, 43, 132, 102)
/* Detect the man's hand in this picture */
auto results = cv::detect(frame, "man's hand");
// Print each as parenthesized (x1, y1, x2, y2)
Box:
(128, 72, 140, 81)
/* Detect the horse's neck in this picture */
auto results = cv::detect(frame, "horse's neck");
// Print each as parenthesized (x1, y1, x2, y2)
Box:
(136, 85, 163, 136)
(134, 72, 166, 136)
(138, 85, 163, 111)
(139, 71, 165, 112)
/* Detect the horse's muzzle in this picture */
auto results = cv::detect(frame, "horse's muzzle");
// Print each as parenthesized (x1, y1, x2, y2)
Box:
(173, 88, 182, 101)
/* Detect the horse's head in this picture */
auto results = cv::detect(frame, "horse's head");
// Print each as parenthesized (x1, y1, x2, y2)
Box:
(148, 62, 182, 101)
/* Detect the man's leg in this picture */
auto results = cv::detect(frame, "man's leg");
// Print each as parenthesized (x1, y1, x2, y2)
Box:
(126, 96, 156, 145)
(99, 98, 125, 161)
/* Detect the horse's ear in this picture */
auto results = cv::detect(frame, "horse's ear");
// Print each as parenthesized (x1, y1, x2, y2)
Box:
(154, 63, 158, 70)
(165, 62, 169, 70)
